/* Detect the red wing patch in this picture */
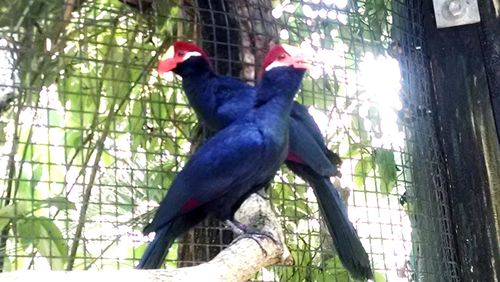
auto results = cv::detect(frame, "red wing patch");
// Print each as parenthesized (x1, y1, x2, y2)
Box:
(287, 152, 304, 164)
(181, 197, 200, 213)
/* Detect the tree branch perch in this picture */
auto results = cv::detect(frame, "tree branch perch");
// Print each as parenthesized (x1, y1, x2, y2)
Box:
(1, 194, 292, 282)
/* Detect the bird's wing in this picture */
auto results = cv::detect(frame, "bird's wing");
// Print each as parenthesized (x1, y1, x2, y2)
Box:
(288, 118, 336, 177)
(144, 124, 267, 233)
(290, 101, 325, 146)
(289, 101, 342, 175)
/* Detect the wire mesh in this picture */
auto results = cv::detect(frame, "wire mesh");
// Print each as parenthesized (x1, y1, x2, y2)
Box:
(0, 0, 459, 281)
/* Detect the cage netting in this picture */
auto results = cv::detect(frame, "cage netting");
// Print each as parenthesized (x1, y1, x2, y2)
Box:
(0, 0, 459, 281)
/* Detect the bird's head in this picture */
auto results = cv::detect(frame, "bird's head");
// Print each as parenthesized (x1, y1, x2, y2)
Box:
(157, 41, 211, 75)
(260, 44, 310, 78)
(254, 45, 309, 104)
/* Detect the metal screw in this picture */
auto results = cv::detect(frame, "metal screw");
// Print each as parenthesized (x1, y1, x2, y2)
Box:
(448, 0, 463, 17)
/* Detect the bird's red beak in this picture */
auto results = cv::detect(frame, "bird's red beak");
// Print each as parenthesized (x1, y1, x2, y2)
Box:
(290, 54, 310, 70)
(277, 53, 311, 71)
(158, 59, 180, 74)
(281, 44, 311, 70)
(157, 45, 181, 74)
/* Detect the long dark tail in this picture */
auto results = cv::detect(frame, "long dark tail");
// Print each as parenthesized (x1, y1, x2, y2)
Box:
(287, 162, 373, 280)
(137, 210, 205, 269)
(136, 224, 175, 269)
(313, 176, 373, 279)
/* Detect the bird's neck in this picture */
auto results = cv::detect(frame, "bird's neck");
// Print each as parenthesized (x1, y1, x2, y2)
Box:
(254, 68, 305, 120)
(176, 58, 215, 97)
(256, 91, 295, 120)
(176, 58, 235, 131)
(181, 70, 215, 99)
(174, 58, 220, 128)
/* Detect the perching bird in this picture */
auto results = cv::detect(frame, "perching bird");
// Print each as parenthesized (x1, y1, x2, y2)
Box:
(156, 41, 373, 279)
(137, 44, 307, 270)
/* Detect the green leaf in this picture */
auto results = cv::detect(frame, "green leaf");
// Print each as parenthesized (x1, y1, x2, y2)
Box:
(60, 74, 99, 127)
(102, 150, 115, 166)
(31, 164, 43, 190)
(17, 216, 40, 250)
(48, 109, 63, 127)
(283, 199, 310, 221)
(0, 196, 74, 231)
(0, 121, 7, 145)
(345, 143, 363, 159)
(64, 130, 84, 163)
(374, 271, 388, 282)
(37, 217, 68, 270)
(42, 196, 77, 210)
(0, 203, 30, 230)
(65, 130, 83, 148)
(17, 171, 35, 204)
(323, 256, 350, 281)
(298, 77, 336, 108)
(351, 113, 370, 145)
(354, 158, 373, 188)
(367, 106, 382, 138)
(17, 163, 44, 204)
(1, 256, 12, 272)
(129, 100, 146, 153)
(165, 241, 178, 265)
(150, 88, 173, 128)
(374, 149, 397, 194)
(101, 36, 134, 102)
(17, 216, 68, 270)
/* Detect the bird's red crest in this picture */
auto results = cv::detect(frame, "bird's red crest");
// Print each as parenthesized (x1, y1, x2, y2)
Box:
(173, 41, 210, 61)
(259, 44, 308, 77)
(158, 41, 210, 74)
(261, 45, 288, 71)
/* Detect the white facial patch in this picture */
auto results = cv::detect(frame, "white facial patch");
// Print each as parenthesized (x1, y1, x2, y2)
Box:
(183, 51, 202, 61)
(281, 44, 302, 57)
(160, 45, 175, 60)
(265, 60, 287, 71)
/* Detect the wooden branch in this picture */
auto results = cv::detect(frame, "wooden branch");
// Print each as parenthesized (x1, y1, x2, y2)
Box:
(1, 194, 292, 282)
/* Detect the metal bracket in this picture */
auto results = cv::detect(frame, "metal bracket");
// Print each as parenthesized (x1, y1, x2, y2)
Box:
(433, 0, 481, 28)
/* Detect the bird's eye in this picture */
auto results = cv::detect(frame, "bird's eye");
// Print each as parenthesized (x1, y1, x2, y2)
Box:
(278, 54, 286, 60)
(178, 51, 186, 56)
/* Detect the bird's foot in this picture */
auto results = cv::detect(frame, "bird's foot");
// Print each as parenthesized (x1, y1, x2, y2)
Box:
(224, 220, 278, 256)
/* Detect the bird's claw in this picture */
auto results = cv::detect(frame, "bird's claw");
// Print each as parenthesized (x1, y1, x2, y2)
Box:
(224, 220, 278, 256)
(232, 231, 277, 256)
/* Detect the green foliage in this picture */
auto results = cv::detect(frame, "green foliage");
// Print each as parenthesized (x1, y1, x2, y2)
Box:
(351, 113, 370, 145)
(0, 204, 29, 230)
(17, 216, 68, 270)
(353, 148, 397, 194)
(354, 157, 373, 188)
(0, 0, 181, 270)
(374, 148, 397, 194)
(44, 197, 77, 211)
(374, 271, 388, 282)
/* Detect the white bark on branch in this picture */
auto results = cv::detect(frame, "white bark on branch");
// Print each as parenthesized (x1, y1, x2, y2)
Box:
(0, 194, 292, 282)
